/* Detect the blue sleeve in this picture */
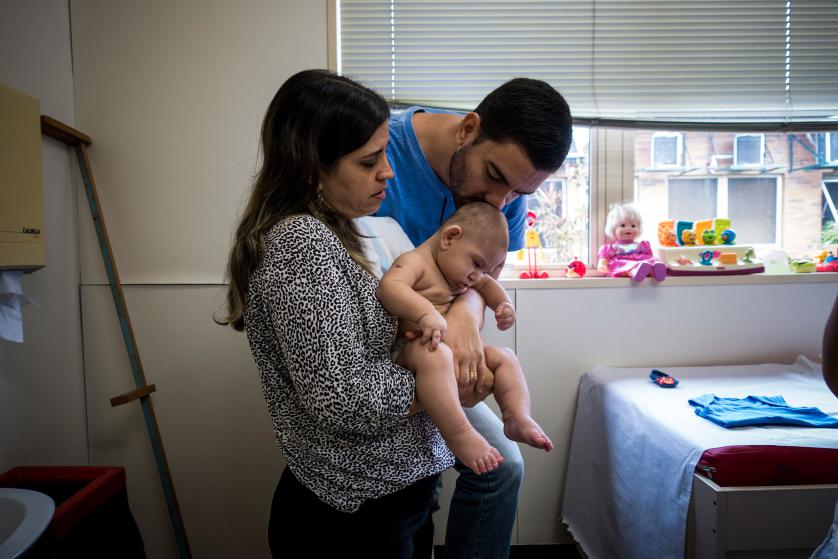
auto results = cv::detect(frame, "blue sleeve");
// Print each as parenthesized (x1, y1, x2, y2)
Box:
(504, 196, 528, 252)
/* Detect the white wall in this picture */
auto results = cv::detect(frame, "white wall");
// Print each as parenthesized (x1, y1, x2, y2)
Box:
(0, 1, 87, 472)
(69, 1, 327, 557)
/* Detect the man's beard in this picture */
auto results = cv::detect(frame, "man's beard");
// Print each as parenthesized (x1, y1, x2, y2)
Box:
(448, 144, 475, 208)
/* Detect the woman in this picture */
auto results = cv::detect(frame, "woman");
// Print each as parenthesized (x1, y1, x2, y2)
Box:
(221, 70, 454, 557)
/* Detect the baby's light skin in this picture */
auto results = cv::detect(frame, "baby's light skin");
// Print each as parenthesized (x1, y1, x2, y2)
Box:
(379, 224, 553, 473)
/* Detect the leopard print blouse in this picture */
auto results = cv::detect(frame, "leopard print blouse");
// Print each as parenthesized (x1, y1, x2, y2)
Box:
(244, 214, 453, 512)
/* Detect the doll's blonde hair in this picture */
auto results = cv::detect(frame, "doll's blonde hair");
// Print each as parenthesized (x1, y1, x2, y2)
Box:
(604, 203, 644, 242)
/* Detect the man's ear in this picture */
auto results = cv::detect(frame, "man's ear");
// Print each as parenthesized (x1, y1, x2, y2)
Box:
(440, 225, 463, 249)
(456, 112, 481, 147)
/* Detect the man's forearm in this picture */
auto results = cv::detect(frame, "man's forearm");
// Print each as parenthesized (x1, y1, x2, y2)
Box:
(448, 286, 486, 331)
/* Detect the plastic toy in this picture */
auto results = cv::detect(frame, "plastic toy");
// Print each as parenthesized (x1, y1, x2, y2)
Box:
(699, 250, 715, 265)
(519, 210, 548, 279)
(701, 229, 717, 245)
(720, 229, 736, 245)
(713, 218, 732, 239)
(566, 258, 587, 278)
(677, 255, 692, 265)
(817, 252, 838, 272)
(675, 221, 694, 246)
(597, 203, 666, 282)
(650, 369, 679, 388)
(742, 248, 755, 264)
(791, 259, 816, 273)
(658, 220, 678, 247)
(681, 229, 697, 245)
(718, 252, 737, 265)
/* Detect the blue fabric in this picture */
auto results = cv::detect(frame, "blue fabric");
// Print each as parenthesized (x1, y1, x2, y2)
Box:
(377, 106, 528, 251)
(689, 393, 838, 428)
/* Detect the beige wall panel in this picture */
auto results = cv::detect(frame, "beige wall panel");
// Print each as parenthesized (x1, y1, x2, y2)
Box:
(71, 0, 328, 285)
(514, 282, 837, 544)
(0, 0, 87, 472)
(82, 285, 282, 558)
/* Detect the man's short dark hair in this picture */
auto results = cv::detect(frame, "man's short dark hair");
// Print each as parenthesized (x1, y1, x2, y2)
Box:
(474, 78, 573, 172)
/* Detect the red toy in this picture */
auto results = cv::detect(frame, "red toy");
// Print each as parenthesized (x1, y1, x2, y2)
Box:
(566, 258, 587, 278)
(519, 211, 549, 279)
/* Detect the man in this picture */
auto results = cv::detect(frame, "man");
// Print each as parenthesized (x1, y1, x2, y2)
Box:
(375, 77, 573, 558)
(812, 293, 838, 559)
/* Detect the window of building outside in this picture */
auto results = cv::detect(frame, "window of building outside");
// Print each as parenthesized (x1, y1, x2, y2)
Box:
(514, 127, 589, 267)
(825, 180, 838, 244)
(634, 130, 838, 258)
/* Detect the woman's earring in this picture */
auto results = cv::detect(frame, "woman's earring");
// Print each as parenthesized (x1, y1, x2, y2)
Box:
(316, 184, 326, 209)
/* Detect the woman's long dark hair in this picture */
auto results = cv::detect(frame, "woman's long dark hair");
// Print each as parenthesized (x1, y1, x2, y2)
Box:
(220, 70, 389, 331)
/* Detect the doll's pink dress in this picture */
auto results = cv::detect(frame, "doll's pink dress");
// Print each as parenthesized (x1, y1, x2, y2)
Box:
(598, 240, 657, 277)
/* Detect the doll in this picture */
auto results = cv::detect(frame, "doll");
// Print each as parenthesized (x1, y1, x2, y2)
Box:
(597, 203, 666, 282)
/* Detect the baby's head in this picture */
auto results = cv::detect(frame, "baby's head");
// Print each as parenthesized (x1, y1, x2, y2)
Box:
(434, 202, 509, 290)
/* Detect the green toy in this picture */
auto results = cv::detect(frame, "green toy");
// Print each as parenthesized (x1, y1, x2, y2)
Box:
(790, 259, 816, 273)
(701, 229, 717, 245)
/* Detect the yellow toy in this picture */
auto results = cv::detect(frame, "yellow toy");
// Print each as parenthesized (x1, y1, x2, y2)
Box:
(519, 211, 548, 279)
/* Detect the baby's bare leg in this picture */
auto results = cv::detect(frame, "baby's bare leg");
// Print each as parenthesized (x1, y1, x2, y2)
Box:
(484, 346, 553, 452)
(406, 341, 503, 474)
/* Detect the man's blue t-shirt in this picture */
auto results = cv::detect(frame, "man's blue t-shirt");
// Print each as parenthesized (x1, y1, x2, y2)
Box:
(376, 106, 527, 251)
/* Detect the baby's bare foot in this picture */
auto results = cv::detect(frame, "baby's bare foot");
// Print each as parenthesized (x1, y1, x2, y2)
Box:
(445, 426, 504, 475)
(504, 414, 554, 451)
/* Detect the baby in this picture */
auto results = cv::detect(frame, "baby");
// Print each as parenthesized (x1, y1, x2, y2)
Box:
(377, 202, 553, 476)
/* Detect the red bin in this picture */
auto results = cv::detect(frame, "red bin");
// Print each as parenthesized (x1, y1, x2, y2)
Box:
(0, 466, 145, 558)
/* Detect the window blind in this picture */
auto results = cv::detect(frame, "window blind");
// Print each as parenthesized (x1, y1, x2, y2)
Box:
(339, 0, 838, 124)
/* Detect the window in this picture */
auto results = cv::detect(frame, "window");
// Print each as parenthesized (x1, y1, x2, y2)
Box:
(827, 133, 838, 164)
(633, 129, 838, 254)
(667, 178, 718, 222)
(335, 2, 838, 265)
(824, 180, 838, 243)
(524, 127, 590, 263)
(651, 133, 682, 168)
(734, 134, 764, 168)
(728, 177, 779, 244)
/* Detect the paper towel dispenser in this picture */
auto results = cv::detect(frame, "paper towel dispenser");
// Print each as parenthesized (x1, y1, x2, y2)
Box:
(1, 83, 44, 271)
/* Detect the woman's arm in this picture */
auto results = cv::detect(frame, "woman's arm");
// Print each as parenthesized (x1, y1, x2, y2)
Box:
(262, 219, 415, 435)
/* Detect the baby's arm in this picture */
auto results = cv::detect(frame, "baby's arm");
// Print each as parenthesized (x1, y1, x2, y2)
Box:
(472, 276, 515, 331)
(378, 252, 447, 349)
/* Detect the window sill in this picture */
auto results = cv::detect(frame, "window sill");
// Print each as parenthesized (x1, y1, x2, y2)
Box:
(498, 271, 838, 290)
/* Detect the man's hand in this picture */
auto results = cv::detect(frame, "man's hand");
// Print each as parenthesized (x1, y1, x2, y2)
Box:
(495, 302, 516, 331)
(417, 310, 447, 350)
(444, 307, 494, 402)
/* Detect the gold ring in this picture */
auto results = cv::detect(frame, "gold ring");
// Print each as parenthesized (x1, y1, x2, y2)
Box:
(469, 370, 478, 380)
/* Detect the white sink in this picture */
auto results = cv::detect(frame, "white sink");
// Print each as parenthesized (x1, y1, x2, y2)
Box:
(0, 488, 55, 559)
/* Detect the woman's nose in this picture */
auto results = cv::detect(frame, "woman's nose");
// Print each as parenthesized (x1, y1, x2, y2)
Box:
(379, 156, 395, 181)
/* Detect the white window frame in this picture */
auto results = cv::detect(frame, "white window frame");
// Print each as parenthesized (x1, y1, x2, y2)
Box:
(665, 174, 782, 247)
(651, 132, 683, 169)
(733, 134, 765, 168)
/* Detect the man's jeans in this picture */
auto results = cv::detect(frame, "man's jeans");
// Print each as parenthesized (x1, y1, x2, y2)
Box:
(443, 402, 524, 559)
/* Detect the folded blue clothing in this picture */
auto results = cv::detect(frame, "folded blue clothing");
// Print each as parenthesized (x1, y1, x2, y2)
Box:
(689, 394, 838, 428)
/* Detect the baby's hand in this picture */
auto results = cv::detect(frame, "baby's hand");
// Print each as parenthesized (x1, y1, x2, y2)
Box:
(495, 302, 516, 331)
(417, 310, 447, 350)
